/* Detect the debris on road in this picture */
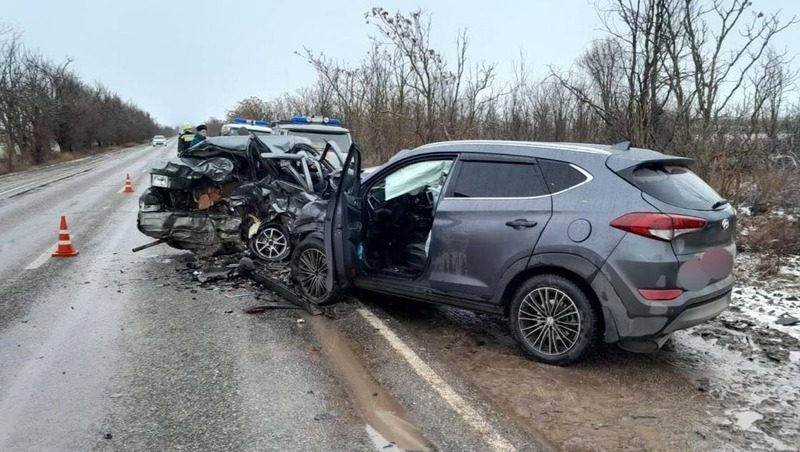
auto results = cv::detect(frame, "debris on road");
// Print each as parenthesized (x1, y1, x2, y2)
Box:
(244, 303, 301, 314)
(193, 269, 233, 283)
(131, 239, 165, 253)
(775, 313, 799, 326)
(236, 257, 322, 315)
(695, 377, 711, 392)
(313, 412, 335, 422)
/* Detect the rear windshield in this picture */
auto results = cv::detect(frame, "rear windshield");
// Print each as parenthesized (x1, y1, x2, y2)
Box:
(631, 164, 722, 211)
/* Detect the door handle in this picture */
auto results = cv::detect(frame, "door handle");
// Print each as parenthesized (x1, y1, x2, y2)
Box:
(505, 219, 538, 230)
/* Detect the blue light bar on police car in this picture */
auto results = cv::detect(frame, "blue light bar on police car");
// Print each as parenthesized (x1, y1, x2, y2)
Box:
(327, 118, 342, 126)
(290, 116, 310, 124)
(233, 117, 246, 124)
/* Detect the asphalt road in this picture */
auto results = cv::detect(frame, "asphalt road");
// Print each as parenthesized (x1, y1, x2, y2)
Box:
(0, 141, 536, 452)
(1, 141, 796, 451)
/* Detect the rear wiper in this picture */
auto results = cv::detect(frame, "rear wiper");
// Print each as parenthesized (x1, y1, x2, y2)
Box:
(712, 199, 729, 209)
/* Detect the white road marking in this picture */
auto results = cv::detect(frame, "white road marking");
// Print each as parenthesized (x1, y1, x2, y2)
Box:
(365, 425, 402, 451)
(357, 307, 517, 452)
(0, 168, 85, 198)
(25, 234, 78, 270)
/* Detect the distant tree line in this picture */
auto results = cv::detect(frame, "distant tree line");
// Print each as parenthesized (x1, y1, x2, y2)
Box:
(227, 2, 800, 212)
(0, 27, 171, 173)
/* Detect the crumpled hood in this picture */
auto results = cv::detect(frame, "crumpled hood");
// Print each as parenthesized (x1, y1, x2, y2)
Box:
(150, 157, 237, 184)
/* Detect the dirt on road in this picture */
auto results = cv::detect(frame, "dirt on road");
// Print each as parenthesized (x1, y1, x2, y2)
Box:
(177, 251, 800, 451)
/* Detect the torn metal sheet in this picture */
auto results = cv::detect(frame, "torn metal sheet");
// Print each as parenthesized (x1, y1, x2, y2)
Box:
(138, 211, 242, 256)
(236, 257, 322, 315)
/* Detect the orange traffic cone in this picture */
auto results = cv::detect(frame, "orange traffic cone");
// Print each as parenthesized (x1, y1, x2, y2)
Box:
(123, 173, 134, 193)
(52, 215, 79, 257)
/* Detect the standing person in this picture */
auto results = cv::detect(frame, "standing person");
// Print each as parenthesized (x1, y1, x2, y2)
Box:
(190, 124, 208, 147)
(178, 124, 194, 153)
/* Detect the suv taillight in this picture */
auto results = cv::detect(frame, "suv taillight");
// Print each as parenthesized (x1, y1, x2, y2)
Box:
(610, 213, 706, 241)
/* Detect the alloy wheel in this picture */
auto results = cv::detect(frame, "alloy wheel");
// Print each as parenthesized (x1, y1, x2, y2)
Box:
(296, 248, 328, 300)
(252, 226, 289, 261)
(517, 287, 582, 356)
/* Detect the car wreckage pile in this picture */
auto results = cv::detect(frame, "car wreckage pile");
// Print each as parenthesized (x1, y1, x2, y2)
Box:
(137, 135, 342, 262)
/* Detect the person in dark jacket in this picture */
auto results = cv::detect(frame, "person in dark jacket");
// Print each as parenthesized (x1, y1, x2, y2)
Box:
(190, 124, 208, 147)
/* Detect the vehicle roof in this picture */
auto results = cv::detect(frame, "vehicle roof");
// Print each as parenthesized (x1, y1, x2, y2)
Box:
(181, 135, 313, 157)
(223, 123, 273, 133)
(274, 123, 350, 134)
(410, 140, 691, 169)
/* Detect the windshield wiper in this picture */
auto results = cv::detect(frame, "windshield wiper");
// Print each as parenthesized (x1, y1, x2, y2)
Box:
(712, 199, 729, 209)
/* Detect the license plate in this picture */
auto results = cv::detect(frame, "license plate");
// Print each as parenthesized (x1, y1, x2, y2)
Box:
(139, 202, 161, 212)
(151, 174, 169, 187)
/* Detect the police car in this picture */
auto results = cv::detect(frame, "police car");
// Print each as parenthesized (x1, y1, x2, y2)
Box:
(272, 116, 351, 166)
(221, 117, 273, 136)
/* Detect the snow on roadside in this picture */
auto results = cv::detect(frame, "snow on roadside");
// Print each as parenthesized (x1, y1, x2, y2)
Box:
(732, 254, 800, 341)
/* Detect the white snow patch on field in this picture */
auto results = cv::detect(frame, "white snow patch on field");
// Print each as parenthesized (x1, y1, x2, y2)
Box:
(732, 254, 800, 340)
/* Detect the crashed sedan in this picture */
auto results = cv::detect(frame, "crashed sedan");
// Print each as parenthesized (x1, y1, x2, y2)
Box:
(136, 134, 340, 260)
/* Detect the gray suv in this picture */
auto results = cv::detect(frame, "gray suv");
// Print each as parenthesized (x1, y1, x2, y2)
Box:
(291, 140, 736, 365)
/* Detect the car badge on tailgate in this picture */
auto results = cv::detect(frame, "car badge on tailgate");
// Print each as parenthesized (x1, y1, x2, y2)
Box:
(721, 218, 730, 230)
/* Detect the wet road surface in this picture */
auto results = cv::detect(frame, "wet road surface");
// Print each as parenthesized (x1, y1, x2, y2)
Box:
(1, 141, 798, 451)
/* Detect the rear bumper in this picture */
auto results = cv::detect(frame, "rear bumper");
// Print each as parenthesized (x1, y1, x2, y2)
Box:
(137, 210, 242, 246)
(662, 289, 730, 334)
(590, 263, 732, 351)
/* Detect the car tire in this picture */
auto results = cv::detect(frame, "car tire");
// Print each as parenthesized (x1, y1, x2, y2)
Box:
(509, 274, 599, 365)
(248, 223, 291, 262)
(290, 237, 340, 305)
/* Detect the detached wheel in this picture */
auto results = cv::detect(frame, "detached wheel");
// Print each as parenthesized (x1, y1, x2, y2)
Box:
(290, 238, 340, 305)
(249, 223, 291, 262)
(509, 274, 599, 365)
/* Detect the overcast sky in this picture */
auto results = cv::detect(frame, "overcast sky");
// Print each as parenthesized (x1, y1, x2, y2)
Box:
(2, 0, 799, 127)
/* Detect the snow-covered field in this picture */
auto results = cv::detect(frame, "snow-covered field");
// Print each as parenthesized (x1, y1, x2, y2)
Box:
(668, 252, 800, 450)
(732, 254, 800, 341)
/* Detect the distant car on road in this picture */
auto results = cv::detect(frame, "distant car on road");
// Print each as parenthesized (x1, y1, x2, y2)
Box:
(152, 135, 167, 146)
(291, 140, 737, 365)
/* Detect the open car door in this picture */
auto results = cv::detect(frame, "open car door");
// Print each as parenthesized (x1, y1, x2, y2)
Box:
(324, 143, 362, 292)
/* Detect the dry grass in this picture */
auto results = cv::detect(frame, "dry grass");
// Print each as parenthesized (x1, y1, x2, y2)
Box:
(54, 152, 77, 163)
(754, 252, 783, 278)
(736, 169, 800, 215)
(737, 214, 800, 256)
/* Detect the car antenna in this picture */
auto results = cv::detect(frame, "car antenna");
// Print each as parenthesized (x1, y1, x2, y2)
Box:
(611, 141, 631, 151)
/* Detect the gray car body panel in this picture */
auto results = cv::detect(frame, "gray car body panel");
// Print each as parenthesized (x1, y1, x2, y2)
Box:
(324, 140, 735, 348)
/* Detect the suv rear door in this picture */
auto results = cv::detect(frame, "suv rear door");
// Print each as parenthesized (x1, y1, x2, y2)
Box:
(427, 153, 552, 300)
(620, 162, 736, 254)
(612, 159, 737, 291)
(324, 144, 362, 292)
